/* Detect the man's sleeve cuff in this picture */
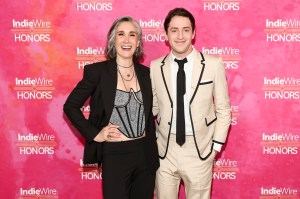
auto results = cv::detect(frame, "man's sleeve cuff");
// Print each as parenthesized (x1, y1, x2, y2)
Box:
(213, 143, 222, 152)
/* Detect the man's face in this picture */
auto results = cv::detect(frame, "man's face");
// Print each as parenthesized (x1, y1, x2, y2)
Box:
(165, 16, 195, 58)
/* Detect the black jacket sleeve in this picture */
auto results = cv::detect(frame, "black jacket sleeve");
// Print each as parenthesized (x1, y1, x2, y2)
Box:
(63, 65, 101, 143)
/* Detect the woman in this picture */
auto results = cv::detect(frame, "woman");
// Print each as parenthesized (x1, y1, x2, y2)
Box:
(63, 16, 159, 199)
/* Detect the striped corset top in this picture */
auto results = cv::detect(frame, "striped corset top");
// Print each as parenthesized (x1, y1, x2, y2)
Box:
(109, 88, 145, 138)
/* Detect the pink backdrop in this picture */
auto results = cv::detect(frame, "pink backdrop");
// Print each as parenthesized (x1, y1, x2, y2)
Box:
(1, 0, 300, 198)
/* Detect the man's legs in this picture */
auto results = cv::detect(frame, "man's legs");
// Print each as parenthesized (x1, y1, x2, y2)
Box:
(156, 135, 182, 199)
(180, 137, 215, 199)
(156, 134, 215, 199)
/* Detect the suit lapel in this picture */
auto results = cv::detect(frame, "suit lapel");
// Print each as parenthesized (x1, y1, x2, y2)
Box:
(101, 59, 117, 120)
(160, 55, 174, 106)
(135, 63, 152, 123)
(190, 52, 205, 104)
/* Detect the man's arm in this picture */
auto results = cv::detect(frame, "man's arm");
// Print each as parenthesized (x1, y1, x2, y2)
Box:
(213, 57, 231, 146)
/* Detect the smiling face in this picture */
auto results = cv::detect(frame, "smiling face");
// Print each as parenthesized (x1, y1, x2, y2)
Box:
(114, 21, 139, 61)
(165, 16, 195, 58)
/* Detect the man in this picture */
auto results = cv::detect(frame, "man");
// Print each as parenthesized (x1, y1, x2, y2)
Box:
(150, 8, 231, 199)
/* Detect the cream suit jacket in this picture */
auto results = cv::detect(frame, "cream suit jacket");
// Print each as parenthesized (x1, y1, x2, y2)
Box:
(150, 51, 231, 160)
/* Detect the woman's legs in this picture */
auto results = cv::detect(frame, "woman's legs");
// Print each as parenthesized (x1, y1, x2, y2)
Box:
(102, 138, 155, 199)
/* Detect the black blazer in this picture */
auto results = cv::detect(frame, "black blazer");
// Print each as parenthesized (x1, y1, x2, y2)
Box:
(63, 59, 159, 173)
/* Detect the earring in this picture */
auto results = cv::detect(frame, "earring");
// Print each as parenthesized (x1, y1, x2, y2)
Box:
(112, 46, 116, 55)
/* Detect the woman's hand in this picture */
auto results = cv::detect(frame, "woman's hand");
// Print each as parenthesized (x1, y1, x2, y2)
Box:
(93, 123, 122, 142)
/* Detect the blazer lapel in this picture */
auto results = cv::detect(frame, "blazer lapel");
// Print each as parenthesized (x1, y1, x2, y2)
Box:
(101, 59, 117, 120)
(190, 52, 205, 104)
(161, 55, 174, 106)
(135, 63, 151, 122)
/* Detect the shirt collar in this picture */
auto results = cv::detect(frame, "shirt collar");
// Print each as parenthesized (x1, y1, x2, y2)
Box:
(170, 46, 195, 64)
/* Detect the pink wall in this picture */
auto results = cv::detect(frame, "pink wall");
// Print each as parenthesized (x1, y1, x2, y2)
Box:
(1, 0, 300, 198)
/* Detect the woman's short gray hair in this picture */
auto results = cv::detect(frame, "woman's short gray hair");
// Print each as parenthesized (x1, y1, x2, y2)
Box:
(105, 16, 144, 61)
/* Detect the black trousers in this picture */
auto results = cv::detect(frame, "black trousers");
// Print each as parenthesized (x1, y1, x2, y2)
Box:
(102, 138, 156, 199)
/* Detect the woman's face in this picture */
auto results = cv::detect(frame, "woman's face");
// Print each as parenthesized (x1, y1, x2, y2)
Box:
(114, 21, 139, 60)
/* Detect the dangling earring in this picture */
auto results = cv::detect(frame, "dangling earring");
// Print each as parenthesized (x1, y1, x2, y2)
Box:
(112, 46, 116, 56)
(135, 47, 139, 57)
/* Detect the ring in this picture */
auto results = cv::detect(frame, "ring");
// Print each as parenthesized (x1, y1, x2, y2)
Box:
(107, 135, 111, 139)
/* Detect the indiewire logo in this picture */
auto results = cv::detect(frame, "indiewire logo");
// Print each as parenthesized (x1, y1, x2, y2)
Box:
(17, 133, 57, 155)
(75, 47, 107, 69)
(260, 132, 299, 155)
(265, 19, 300, 42)
(14, 77, 55, 100)
(260, 187, 298, 199)
(262, 77, 300, 100)
(231, 105, 239, 125)
(79, 159, 102, 180)
(213, 159, 239, 180)
(201, 0, 240, 11)
(75, 0, 113, 11)
(19, 187, 57, 198)
(139, 19, 165, 42)
(202, 46, 240, 70)
(11, 19, 52, 42)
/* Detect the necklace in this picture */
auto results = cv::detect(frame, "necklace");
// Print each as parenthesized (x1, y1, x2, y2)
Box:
(118, 71, 140, 121)
(117, 65, 135, 81)
(117, 63, 133, 68)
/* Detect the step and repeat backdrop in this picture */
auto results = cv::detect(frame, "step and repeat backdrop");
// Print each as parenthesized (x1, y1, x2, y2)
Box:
(1, 0, 300, 198)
